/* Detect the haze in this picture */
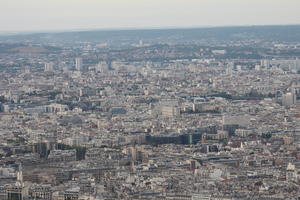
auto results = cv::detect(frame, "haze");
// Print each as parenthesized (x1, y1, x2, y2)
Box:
(1, 0, 300, 32)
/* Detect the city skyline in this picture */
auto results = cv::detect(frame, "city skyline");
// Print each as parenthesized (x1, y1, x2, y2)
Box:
(1, 1, 300, 199)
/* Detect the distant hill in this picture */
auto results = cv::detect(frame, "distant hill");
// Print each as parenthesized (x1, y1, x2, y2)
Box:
(1, 25, 300, 44)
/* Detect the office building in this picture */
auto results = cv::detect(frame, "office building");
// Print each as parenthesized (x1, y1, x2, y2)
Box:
(75, 57, 83, 71)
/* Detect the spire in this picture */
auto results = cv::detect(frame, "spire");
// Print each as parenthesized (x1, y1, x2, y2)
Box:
(16, 163, 24, 187)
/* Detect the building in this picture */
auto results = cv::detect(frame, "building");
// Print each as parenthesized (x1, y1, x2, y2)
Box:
(261, 59, 270, 68)
(193, 102, 215, 113)
(282, 92, 296, 107)
(254, 64, 261, 71)
(6, 186, 23, 200)
(75, 57, 83, 71)
(44, 104, 69, 113)
(44, 62, 54, 72)
(95, 61, 109, 73)
(161, 106, 180, 118)
(64, 188, 79, 200)
(28, 185, 52, 200)
(48, 150, 76, 163)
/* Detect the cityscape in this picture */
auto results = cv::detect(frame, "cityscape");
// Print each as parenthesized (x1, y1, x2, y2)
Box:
(1, 1, 300, 200)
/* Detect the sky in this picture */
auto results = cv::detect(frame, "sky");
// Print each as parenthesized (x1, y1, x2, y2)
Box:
(0, 0, 300, 32)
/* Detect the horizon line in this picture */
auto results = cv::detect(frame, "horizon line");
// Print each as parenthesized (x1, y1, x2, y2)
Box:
(1, 23, 300, 36)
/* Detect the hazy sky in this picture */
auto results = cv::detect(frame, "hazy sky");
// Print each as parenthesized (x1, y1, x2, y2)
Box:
(0, 0, 300, 32)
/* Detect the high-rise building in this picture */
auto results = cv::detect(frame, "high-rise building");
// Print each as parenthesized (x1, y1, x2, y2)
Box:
(75, 57, 82, 71)
(226, 62, 234, 75)
(95, 61, 109, 73)
(261, 59, 270, 68)
(282, 92, 297, 107)
(255, 65, 261, 71)
(44, 62, 54, 72)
